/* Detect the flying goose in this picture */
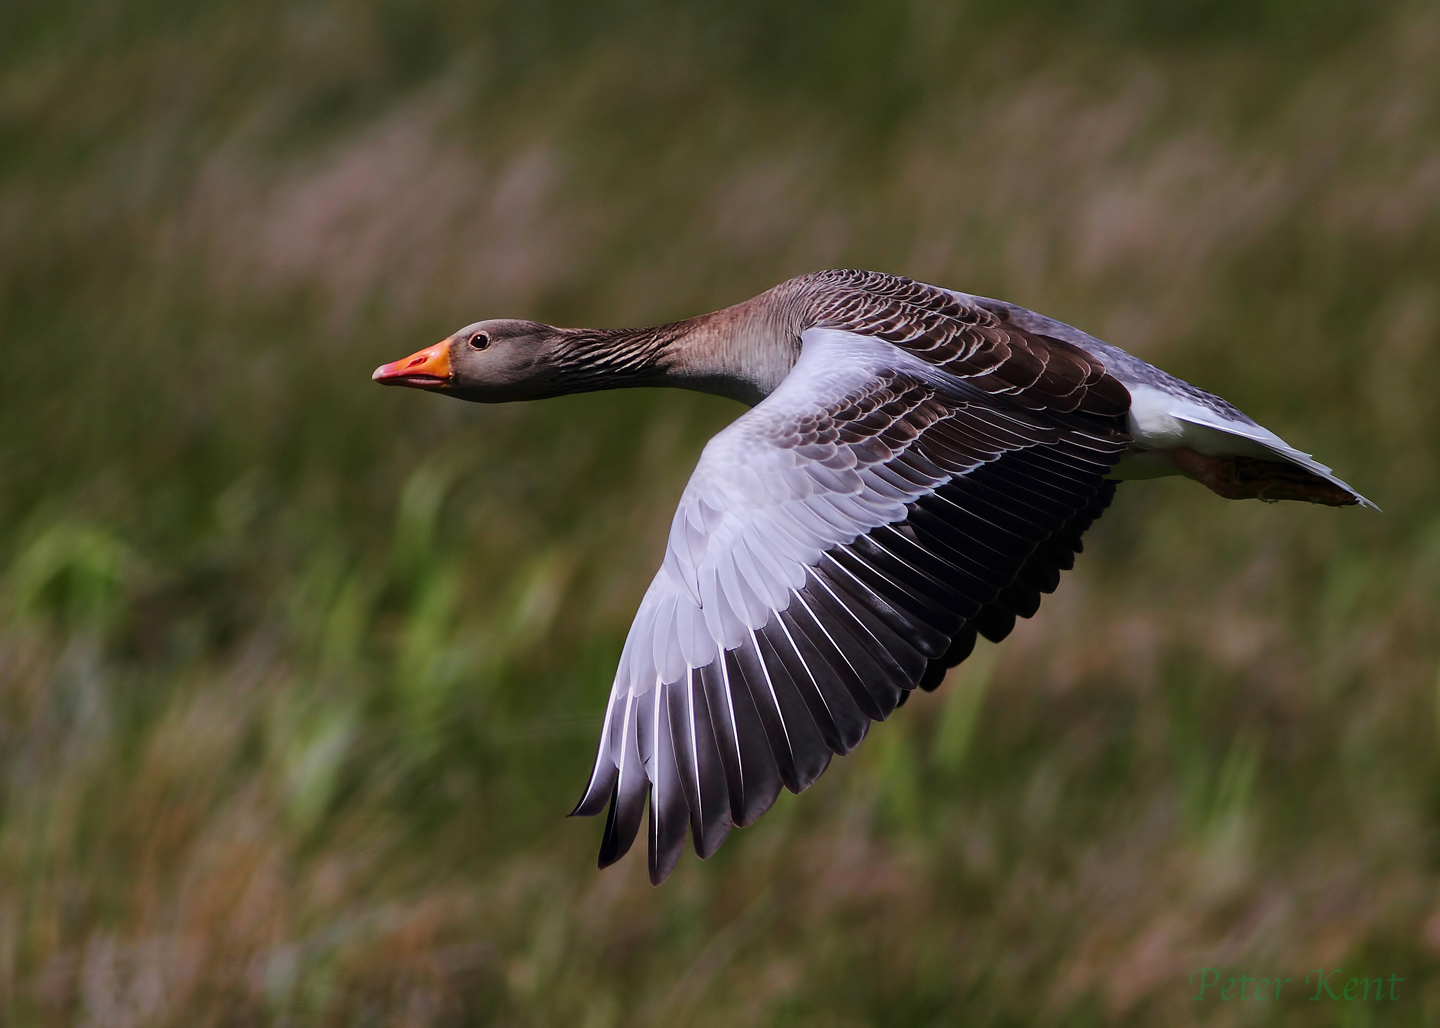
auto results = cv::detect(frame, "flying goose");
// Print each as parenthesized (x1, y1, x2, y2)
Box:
(374, 270, 1371, 884)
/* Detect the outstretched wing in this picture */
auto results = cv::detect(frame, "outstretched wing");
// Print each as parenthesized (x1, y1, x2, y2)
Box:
(573, 291, 1132, 885)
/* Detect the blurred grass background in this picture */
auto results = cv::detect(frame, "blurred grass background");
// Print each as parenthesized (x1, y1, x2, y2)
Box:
(2, 0, 1439, 1023)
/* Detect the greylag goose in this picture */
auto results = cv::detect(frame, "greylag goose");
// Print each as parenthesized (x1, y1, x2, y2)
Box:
(373, 270, 1371, 884)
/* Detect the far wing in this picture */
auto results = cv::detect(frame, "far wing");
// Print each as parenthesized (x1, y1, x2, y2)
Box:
(943, 282, 1373, 508)
(572, 328, 1130, 884)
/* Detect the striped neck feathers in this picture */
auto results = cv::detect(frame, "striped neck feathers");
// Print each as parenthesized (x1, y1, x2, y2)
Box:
(551, 287, 811, 406)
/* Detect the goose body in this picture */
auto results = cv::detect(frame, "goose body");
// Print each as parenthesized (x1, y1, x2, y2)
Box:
(374, 270, 1370, 883)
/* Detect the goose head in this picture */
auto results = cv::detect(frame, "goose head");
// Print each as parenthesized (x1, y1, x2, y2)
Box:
(372, 319, 588, 402)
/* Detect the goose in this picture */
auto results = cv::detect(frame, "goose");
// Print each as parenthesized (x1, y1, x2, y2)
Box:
(373, 269, 1372, 884)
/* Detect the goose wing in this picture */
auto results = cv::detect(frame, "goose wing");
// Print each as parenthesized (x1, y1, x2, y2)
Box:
(573, 288, 1133, 884)
(951, 287, 1373, 507)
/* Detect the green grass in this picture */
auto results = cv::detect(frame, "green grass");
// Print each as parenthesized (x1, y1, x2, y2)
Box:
(2, 1, 1439, 1023)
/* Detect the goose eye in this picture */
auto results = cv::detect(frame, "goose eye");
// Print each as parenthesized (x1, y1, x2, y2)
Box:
(469, 332, 490, 350)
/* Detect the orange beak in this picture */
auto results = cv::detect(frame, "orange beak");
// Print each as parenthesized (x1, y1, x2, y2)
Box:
(372, 341, 453, 390)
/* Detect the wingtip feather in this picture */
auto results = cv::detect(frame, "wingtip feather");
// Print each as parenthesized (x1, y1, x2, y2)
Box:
(570, 758, 618, 817)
